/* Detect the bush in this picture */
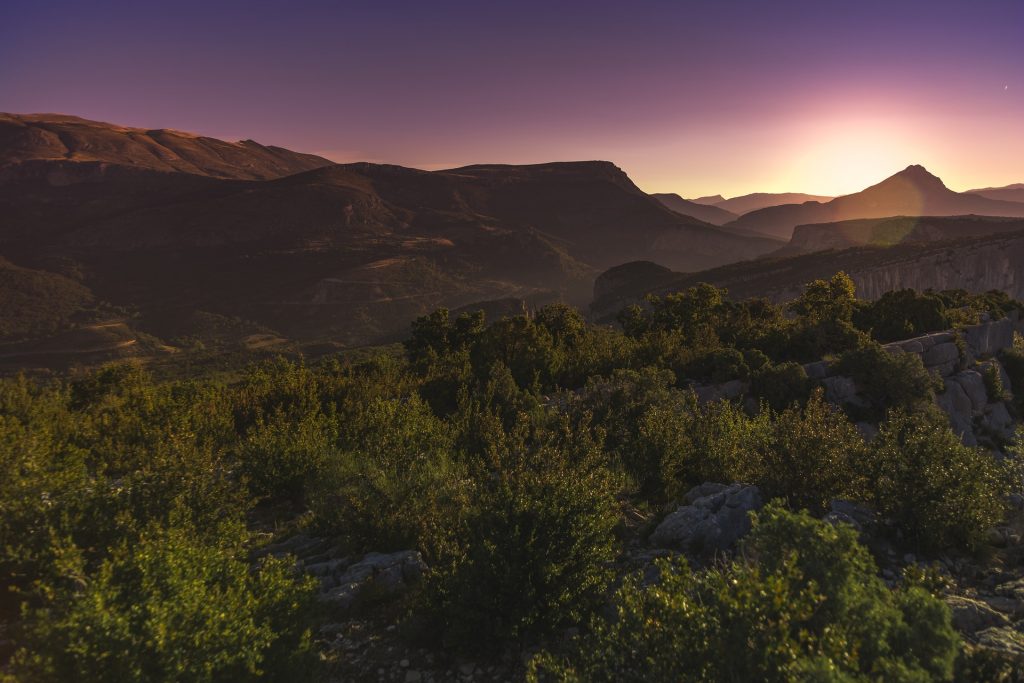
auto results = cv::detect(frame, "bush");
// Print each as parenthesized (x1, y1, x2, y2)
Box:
(530, 506, 959, 682)
(834, 342, 942, 415)
(679, 347, 749, 383)
(854, 288, 950, 342)
(10, 520, 318, 683)
(309, 396, 465, 559)
(982, 362, 1008, 403)
(749, 361, 812, 411)
(754, 391, 867, 512)
(236, 410, 336, 503)
(867, 409, 1020, 551)
(424, 423, 619, 654)
(631, 391, 771, 501)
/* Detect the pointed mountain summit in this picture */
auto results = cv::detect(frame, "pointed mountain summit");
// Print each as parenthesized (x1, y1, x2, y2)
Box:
(726, 164, 1024, 240)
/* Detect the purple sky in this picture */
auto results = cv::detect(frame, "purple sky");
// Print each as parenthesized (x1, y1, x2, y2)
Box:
(2, 0, 1022, 196)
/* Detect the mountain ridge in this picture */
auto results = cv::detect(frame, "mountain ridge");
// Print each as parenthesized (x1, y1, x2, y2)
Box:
(0, 112, 335, 180)
(726, 165, 1024, 240)
(0, 114, 782, 358)
(697, 191, 833, 215)
(651, 193, 739, 225)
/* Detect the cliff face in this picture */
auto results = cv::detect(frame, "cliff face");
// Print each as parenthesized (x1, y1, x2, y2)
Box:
(851, 234, 1024, 300)
(783, 216, 1024, 256)
(591, 231, 1024, 319)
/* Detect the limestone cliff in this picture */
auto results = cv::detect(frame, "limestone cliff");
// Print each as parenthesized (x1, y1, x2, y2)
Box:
(592, 230, 1024, 319)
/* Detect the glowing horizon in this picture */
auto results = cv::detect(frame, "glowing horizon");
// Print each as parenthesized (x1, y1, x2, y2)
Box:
(2, 0, 1021, 199)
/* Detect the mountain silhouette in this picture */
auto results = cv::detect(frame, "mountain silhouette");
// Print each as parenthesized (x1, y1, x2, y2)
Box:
(696, 192, 833, 215)
(967, 183, 1024, 203)
(727, 165, 1024, 239)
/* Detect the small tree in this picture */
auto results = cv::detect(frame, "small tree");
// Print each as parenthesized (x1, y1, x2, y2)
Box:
(867, 408, 1019, 551)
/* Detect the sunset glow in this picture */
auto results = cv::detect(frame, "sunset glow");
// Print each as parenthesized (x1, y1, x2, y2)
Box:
(1, 0, 1021, 197)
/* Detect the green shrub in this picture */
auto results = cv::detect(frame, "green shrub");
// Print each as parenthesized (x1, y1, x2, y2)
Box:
(854, 288, 951, 343)
(425, 424, 619, 655)
(530, 506, 958, 682)
(749, 361, 812, 411)
(679, 347, 749, 383)
(982, 363, 1008, 403)
(10, 520, 317, 683)
(789, 272, 858, 325)
(754, 391, 867, 512)
(309, 396, 465, 559)
(834, 342, 941, 415)
(236, 410, 336, 503)
(664, 397, 772, 498)
(867, 408, 1019, 551)
(631, 391, 771, 501)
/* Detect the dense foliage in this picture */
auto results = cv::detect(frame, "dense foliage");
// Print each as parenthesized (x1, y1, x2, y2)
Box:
(1, 274, 1021, 679)
(530, 505, 960, 682)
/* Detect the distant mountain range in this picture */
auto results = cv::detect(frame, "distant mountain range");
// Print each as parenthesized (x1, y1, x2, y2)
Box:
(724, 165, 1024, 240)
(0, 113, 781, 360)
(693, 192, 834, 216)
(4, 113, 1022, 371)
(650, 193, 738, 225)
(967, 183, 1024, 204)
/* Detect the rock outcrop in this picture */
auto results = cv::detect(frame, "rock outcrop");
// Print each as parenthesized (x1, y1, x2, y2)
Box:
(650, 483, 764, 554)
(254, 534, 427, 613)
(684, 315, 1021, 448)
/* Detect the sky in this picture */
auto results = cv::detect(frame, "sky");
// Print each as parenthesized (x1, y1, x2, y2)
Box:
(1, 0, 1022, 198)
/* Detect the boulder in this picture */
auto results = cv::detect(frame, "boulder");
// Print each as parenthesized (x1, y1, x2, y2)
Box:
(650, 484, 763, 555)
(803, 361, 829, 380)
(923, 342, 960, 368)
(822, 499, 876, 531)
(936, 381, 977, 446)
(975, 626, 1024, 657)
(945, 595, 1010, 634)
(899, 340, 924, 354)
(822, 375, 858, 404)
(982, 402, 1014, 440)
(916, 331, 954, 350)
(320, 550, 426, 611)
(682, 482, 729, 504)
(963, 318, 1015, 358)
(951, 370, 988, 415)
